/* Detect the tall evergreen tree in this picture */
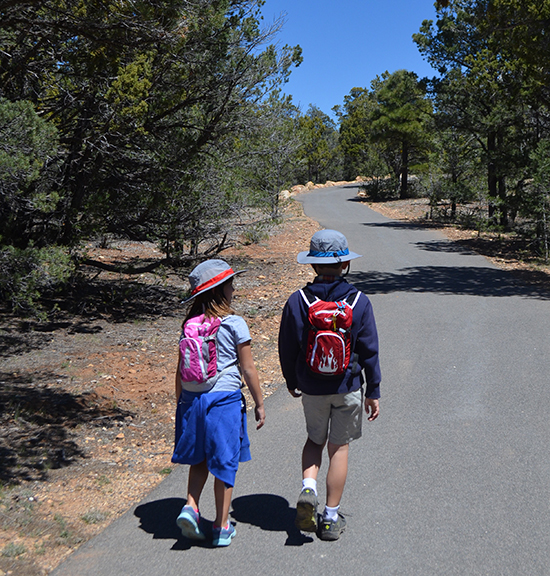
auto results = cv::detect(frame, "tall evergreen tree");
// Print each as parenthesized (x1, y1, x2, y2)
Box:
(369, 70, 433, 199)
(297, 105, 339, 183)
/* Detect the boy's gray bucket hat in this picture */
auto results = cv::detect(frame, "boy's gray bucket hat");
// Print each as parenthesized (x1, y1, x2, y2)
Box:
(297, 229, 362, 264)
(183, 259, 246, 303)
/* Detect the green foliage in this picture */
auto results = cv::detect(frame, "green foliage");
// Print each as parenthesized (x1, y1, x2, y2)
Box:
(0, 0, 305, 310)
(0, 98, 62, 248)
(525, 139, 550, 260)
(231, 91, 302, 219)
(0, 245, 75, 315)
(1, 542, 26, 558)
(424, 127, 481, 217)
(81, 509, 109, 524)
(336, 87, 376, 180)
(369, 70, 433, 199)
(338, 72, 432, 199)
(414, 0, 550, 231)
(0, 0, 302, 258)
(296, 105, 340, 183)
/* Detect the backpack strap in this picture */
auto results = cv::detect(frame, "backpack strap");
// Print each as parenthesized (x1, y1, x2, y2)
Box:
(348, 290, 361, 309)
(299, 288, 319, 307)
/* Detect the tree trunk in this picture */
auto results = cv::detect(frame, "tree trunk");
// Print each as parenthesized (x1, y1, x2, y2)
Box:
(400, 141, 409, 199)
(498, 176, 508, 227)
(487, 131, 497, 222)
(451, 170, 457, 219)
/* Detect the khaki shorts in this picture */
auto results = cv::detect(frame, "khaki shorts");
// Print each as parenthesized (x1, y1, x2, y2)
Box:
(301, 388, 363, 446)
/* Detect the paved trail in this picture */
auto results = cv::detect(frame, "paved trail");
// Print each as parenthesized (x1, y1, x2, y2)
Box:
(53, 185, 550, 576)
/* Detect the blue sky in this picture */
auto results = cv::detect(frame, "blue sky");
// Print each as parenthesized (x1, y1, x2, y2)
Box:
(260, 0, 439, 118)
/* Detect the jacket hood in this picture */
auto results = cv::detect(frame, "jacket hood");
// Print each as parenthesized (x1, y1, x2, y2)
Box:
(305, 278, 357, 302)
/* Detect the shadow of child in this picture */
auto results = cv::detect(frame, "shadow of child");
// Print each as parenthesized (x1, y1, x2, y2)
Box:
(230, 493, 313, 546)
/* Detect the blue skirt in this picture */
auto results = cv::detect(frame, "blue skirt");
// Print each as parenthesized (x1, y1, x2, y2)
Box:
(171, 390, 251, 487)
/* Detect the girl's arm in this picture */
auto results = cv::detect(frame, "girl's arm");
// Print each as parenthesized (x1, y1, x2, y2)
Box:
(175, 351, 182, 401)
(237, 341, 265, 429)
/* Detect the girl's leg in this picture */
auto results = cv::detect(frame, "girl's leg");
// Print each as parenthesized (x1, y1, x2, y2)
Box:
(177, 460, 209, 540)
(213, 477, 233, 528)
(186, 459, 209, 510)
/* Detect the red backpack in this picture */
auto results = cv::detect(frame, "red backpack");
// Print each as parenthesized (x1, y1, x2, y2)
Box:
(299, 287, 361, 378)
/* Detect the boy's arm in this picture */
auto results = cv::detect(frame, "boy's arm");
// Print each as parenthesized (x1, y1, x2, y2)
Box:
(237, 341, 265, 429)
(278, 297, 302, 393)
(355, 296, 382, 400)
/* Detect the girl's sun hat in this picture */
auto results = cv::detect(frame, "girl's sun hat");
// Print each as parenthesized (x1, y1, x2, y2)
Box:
(183, 259, 246, 303)
(297, 229, 362, 264)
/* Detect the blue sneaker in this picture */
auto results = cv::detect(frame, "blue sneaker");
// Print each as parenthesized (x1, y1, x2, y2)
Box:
(212, 523, 236, 547)
(177, 505, 206, 540)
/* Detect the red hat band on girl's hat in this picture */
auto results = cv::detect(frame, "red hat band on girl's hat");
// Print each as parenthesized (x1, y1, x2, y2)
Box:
(191, 268, 235, 295)
(183, 259, 246, 303)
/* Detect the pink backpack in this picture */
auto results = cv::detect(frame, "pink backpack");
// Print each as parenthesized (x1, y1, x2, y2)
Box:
(179, 314, 222, 392)
(299, 288, 361, 377)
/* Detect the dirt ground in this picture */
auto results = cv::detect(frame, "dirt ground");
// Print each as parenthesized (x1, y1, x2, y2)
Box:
(1, 191, 549, 576)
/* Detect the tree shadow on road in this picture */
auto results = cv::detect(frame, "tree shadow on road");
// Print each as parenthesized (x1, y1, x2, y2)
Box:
(231, 494, 313, 546)
(413, 239, 477, 255)
(348, 266, 550, 300)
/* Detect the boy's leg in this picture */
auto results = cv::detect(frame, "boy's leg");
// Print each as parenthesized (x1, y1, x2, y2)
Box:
(317, 443, 349, 541)
(295, 437, 325, 532)
(325, 442, 349, 507)
(318, 389, 361, 541)
(302, 436, 326, 480)
(295, 393, 333, 532)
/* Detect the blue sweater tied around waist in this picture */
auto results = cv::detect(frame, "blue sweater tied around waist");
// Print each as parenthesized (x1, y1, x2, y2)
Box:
(171, 389, 251, 487)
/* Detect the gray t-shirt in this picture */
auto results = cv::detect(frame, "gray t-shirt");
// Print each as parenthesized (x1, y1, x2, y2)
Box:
(210, 315, 251, 393)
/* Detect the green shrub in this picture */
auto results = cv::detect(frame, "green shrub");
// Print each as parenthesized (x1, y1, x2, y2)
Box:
(2, 542, 27, 558)
(0, 245, 74, 316)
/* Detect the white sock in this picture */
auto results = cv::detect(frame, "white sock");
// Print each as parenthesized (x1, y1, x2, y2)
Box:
(323, 505, 339, 522)
(302, 478, 317, 495)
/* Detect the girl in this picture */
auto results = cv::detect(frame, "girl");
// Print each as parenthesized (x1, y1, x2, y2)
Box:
(172, 259, 265, 547)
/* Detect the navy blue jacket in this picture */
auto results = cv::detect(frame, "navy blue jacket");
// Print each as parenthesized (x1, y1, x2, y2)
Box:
(278, 277, 381, 398)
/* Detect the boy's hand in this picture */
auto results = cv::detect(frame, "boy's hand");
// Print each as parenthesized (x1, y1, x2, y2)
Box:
(365, 398, 379, 421)
(288, 388, 302, 398)
(255, 405, 266, 429)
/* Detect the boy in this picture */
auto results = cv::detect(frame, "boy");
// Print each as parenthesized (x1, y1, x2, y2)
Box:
(278, 229, 381, 541)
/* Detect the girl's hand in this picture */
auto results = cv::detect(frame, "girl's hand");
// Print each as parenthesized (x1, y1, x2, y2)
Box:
(254, 405, 265, 429)
(238, 341, 265, 429)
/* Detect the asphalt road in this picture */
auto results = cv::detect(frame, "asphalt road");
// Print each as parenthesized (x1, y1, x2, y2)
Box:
(52, 185, 550, 576)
